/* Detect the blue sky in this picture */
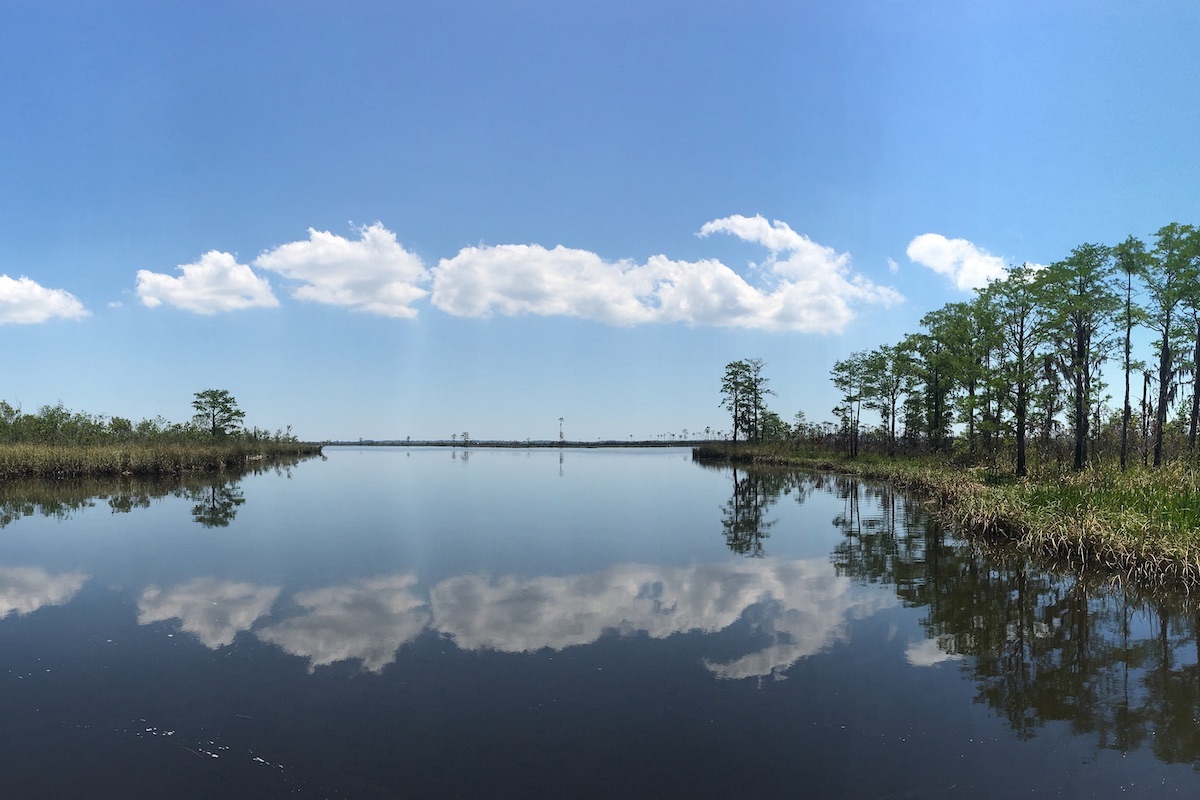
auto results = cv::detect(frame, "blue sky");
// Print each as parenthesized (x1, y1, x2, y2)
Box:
(3, 1, 1200, 441)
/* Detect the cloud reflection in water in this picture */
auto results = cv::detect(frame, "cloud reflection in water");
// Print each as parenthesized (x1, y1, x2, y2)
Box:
(132, 560, 895, 679)
(0, 567, 88, 618)
(904, 637, 964, 668)
(255, 574, 430, 673)
(137, 577, 281, 648)
(431, 559, 895, 680)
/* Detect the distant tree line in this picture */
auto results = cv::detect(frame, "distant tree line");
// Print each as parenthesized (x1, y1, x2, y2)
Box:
(828, 222, 1200, 474)
(0, 389, 298, 446)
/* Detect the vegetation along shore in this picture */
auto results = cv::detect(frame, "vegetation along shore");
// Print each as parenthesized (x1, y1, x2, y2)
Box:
(702, 224, 1200, 589)
(695, 443, 1200, 591)
(0, 389, 320, 479)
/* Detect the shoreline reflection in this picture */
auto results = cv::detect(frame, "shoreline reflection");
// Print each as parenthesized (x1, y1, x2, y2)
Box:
(0, 453, 315, 529)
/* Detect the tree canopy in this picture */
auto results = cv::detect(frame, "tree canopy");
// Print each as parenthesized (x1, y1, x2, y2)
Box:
(192, 389, 246, 438)
(701, 223, 1200, 473)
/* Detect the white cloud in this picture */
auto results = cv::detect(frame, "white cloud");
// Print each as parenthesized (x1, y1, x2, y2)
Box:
(0, 567, 88, 617)
(430, 214, 901, 333)
(904, 637, 963, 667)
(906, 233, 1009, 292)
(136, 251, 279, 314)
(254, 223, 429, 318)
(255, 574, 430, 673)
(887, 257, 900, 275)
(137, 577, 281, 649)
(0, 275, 89, 324)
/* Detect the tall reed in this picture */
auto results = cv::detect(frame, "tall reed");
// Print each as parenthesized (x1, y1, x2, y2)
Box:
(0, 441, 322, 479)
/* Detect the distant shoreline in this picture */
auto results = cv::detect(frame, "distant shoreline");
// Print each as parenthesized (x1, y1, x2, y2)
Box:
(323, 440, 708, 449)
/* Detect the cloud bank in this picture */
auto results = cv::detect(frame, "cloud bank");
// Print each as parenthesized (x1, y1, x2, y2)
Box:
(432, 215, 901, 333)
(136, 251, 279, 314)
(906, 233, 1009, 291)
(130, 216, 902, 331)
(0, 275, 89, 324)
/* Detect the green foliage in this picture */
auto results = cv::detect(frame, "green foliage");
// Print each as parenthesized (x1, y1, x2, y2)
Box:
(830, 351, 868, 457)
(192, 389, 246, 438)
(1035, 242, 1119, 470)
(812, 221, 1200, 476)
(720, 358, 774, 444)
(0, 390, 308, 478)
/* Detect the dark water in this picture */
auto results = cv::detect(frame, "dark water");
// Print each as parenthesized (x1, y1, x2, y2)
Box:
(1, 447, 1199, 798)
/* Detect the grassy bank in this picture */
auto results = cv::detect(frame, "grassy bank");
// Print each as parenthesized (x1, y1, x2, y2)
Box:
(694, 443, 1200, 589)
(0, 440, 323, 480)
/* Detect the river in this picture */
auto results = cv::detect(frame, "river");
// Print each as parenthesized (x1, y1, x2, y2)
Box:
(0, 446, 1196, 797)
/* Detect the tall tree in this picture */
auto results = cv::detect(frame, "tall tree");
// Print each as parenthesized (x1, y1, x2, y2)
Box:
(905, 307, 960, 452)
(720, 360, 751, 444)
(1144, 223, 1194, 466)
(943, 299, 1000, 459)
(745, 358, 774, 442)
(1036, 242, 1118, 470)
(989, 265, 1044, 477)
(831, 351, 869, 458)
(191, 389, 245, 438)
(1174, 230, 1200, 453)
(1112, 236, 1150, 470)
(862, 344, 910, 457)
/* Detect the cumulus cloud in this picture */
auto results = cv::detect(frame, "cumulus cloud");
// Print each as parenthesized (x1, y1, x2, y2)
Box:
(906, 233, 1009, 291)
(137, 577, 281, 649)
(136, 251, 279, 314)
(430, 214, 901, 333)
(255, 574, 430, 673)
(254, 223, 429, 318)
(0, 275, 89, 324)
(0, 567, 88, 617)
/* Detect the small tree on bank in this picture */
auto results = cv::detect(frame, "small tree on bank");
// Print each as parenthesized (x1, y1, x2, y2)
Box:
(192, 389, 246, 438)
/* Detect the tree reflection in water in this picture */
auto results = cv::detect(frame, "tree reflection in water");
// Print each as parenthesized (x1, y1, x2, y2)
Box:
(714, 462, 1200, 765)
(718, 466, 818, 557)
(187, 482, 247, 528)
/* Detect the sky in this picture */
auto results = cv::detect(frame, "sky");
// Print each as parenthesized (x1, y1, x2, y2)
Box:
(3, 1, 1200, 442)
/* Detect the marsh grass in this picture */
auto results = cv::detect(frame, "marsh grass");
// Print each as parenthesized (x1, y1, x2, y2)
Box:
(0, 441, 322, 479)
(694, 443, 1200, 590)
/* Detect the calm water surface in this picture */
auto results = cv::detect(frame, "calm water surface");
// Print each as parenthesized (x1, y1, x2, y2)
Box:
(1, 446, 1200, 797)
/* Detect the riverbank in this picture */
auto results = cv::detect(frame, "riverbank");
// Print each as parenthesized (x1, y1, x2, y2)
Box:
(0, 441, 323, 479)
(693, 443, 1200, 589)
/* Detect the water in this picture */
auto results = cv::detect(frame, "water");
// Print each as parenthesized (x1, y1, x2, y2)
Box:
(1, 446, 1199, 797)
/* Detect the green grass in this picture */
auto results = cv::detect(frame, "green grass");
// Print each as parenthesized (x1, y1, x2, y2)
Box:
(0, 441, 323, 479)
